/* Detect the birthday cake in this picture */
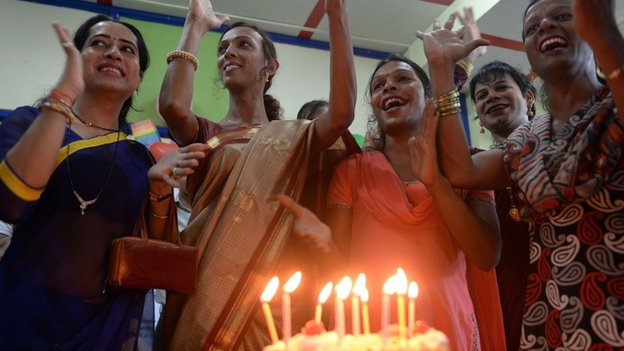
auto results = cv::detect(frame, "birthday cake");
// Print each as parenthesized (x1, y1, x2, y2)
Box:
(263, 321, 450, 351)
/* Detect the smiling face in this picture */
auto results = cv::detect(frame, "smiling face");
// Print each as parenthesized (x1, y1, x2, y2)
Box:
(217, 26, 275, 92)
(81, 21, 142, 99)
(369, 60, 427, 135)
(522, 0, 593, 81)
(474, 73, 533, 138)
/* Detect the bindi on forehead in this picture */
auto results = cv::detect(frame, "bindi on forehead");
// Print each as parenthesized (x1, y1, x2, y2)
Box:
(89, 23, 137, 46)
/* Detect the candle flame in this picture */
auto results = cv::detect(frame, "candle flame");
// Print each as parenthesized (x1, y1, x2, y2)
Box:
(352, 273, 366, 297)
(383, 275, 397, 295)
(396, 268, 408, 295)
(317, 282, 333, 304)
(336, 276, 353, 300)
(408, 281, 419, 299)
(284, 271, 302, 293)
(260, 276, 279, 303)
(361, 287, 369, 303)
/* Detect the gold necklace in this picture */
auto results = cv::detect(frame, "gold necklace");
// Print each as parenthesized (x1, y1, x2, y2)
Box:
(65, 127, 121, 215)
(224, 118, 264, 129)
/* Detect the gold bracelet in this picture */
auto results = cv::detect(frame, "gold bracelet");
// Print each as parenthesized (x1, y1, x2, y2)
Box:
(150, 212, 169, 219)
(39, 100, 74, 125)
(606, 61, 624, 80)
(436, 109, 461, 117)
(434, 89, 460, 103)
(148, 191, 172, 202)
(166, 50, 199, 71)
(48, 90, 75, 107)
(435, 100, 461, 110)
(456, 58, 474, 77)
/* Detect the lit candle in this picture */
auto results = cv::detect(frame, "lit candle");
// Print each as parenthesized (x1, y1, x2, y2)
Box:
(382, 275, 397, 346)
(335, 276, 352, 338)
(408, 281, 419, 337)
(396, 268, 408, 340)
(351, 273, 366, 335)
(361, 287, 371, 335)
(282, 271, 302, 344)
(260, 276, 280, 345)
(315, 282, 333, 323)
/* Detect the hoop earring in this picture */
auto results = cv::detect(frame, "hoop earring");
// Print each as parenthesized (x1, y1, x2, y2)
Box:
(479, 123, 485, 134)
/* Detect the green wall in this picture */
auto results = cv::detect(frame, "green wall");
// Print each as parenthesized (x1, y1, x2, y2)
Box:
(122, 18, 229, 125)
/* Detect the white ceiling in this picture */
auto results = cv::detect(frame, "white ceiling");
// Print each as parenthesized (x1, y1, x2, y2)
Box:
(37, 0, 624, 80)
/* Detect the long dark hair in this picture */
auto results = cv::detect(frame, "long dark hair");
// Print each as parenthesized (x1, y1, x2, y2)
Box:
(72, 14, 150, 127)
(297, 100, 328, 120)
(219, 22, 282, 120)
(365, 54, 431, 151)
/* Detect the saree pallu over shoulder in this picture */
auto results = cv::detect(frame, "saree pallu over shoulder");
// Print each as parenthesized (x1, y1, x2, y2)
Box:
(166, 120, 316, 351)
(504, 90, 624, 220)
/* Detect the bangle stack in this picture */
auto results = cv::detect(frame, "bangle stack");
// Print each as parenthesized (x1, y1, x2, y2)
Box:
(39, 98, 75, 125)
(432, 89, 461, 117)
(166, 50, 199, 71)
(48, 89, 75, 107)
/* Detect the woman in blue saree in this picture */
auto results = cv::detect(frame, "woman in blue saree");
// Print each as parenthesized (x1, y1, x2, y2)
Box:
(0, 15, 206, 350)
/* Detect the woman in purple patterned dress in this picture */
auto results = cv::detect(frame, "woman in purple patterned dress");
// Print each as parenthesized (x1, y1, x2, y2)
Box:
(416, 0, 624, 349)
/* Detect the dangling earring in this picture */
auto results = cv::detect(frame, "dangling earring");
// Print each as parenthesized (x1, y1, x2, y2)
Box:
(479, 123, 485, 134)
(218, 80, 225, 90)
(527, 103, 534, 118)
(264, 72, 270, 83)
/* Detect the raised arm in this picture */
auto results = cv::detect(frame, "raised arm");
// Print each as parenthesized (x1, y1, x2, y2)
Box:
(574, 0, 624, 122)
(416, 13, 508, 190)
(3, 24, 81, 192)
(410, 102, 500, 270)
(312, 0, 356, 150)
(158, 0, 228, 145)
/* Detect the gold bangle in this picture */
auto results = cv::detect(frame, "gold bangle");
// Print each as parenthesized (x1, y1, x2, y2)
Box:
(606, 61, 624, 80)
(150, 212, 169, 219)
(148, 191, 172, 202)
(166, 50, 199, 71)
(39, 100, 74, 125)
(48, 90, 75, 107)
(434, 100, 460, 110)
(434, 89, 460, 100)
(456, 58, 474, 77)
(437, 109, 460, 117)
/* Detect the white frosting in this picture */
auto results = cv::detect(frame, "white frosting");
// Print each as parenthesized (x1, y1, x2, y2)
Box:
(263, 329, 449, 351)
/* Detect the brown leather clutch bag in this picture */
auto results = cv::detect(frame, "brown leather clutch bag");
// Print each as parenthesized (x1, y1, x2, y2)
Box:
(106, 200, 198, 294)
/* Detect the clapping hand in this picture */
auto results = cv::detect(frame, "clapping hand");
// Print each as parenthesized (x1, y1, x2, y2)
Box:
(51, 23, 83, 103)
(187, 0, 230, 32)
(325, 0, 347, 17)
(416, 9, 489, 64)
(455, 7, 488, 62)
(573, 0, 616, 43)
(409, 101, 444, 188)
(148, 143, 211, 188)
